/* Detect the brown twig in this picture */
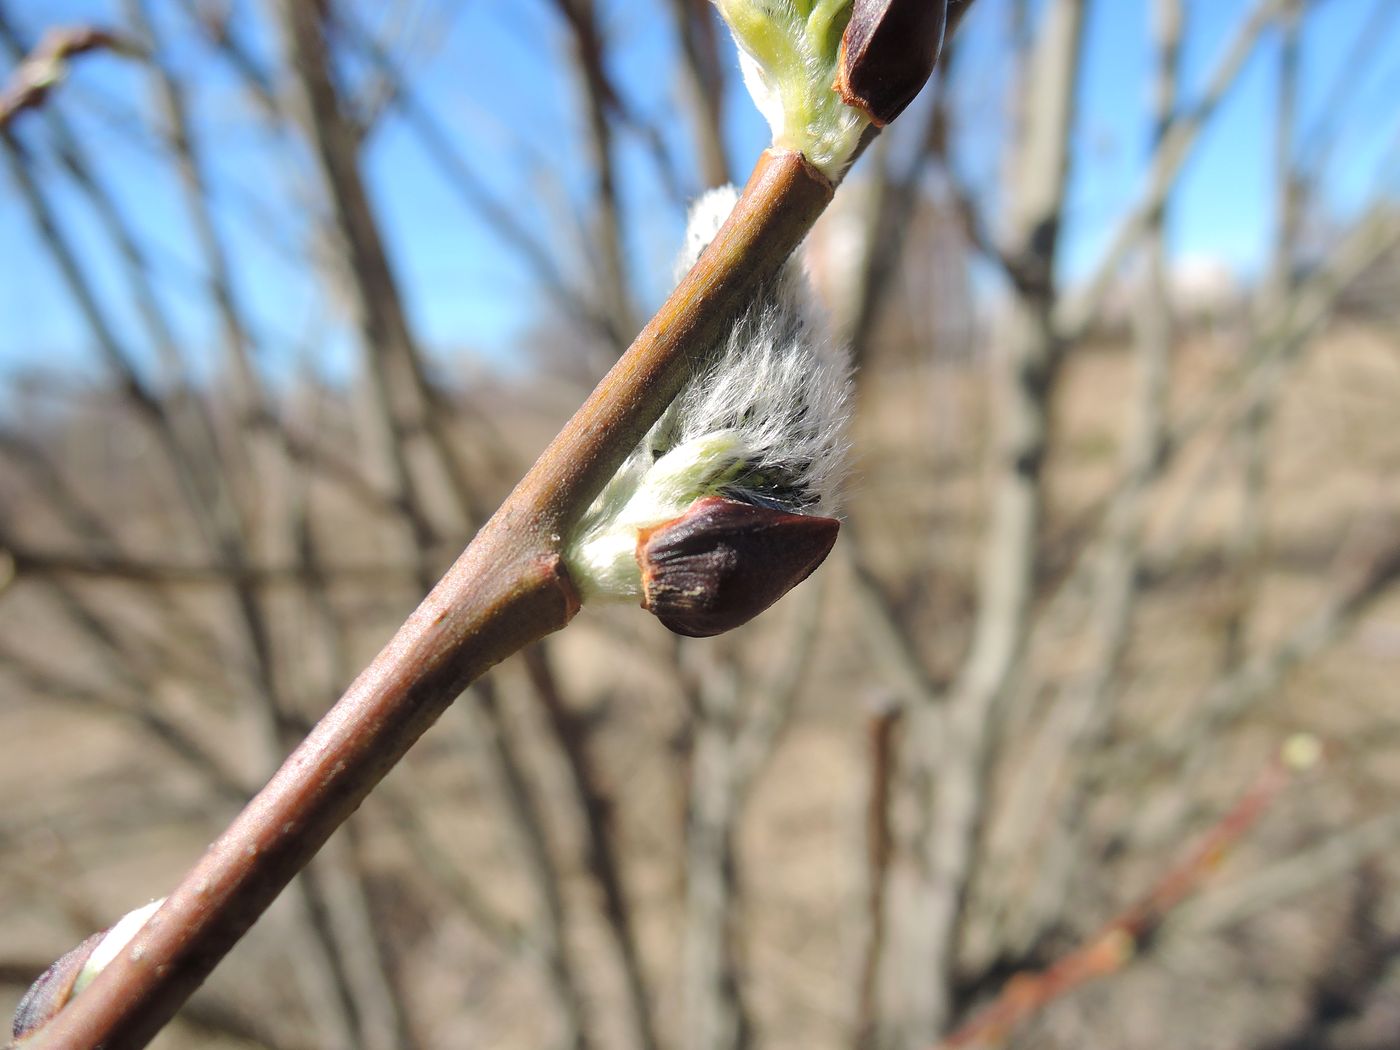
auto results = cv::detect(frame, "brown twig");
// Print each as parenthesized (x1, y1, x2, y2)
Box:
(854, 701, 902, 1049)
(550, 0, 640, 345)
(2, 545, 411, 586)
(21, 146, 834, 1050)
(890, 2, 1088, 1043)
(0, 25, 139, 128)
(520, 645, 659, 1050)
(665, 0, 732, 188)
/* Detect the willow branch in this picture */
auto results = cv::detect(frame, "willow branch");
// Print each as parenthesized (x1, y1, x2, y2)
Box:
(21, 146, 834, 1050)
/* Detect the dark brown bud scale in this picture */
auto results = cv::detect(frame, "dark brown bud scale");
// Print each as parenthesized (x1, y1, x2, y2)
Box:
(12, 930, 105, 1040)
(637, 496, 839, 638)
(835, 0, 948, 126)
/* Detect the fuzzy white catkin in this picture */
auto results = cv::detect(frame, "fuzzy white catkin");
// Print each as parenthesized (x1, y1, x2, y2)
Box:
(566, 185, 852, 603)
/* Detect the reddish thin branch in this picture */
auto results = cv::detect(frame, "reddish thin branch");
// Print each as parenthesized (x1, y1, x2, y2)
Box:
(936, 746, 1309, 1050)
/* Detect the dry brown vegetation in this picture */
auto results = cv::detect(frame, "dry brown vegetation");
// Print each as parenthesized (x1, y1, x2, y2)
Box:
(5, 320, 1399, 1049)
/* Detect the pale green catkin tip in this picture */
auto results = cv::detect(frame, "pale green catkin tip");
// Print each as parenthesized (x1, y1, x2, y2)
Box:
(73, 898, 165, 996)
(565, 432, 746, 603)
(715, 0, 869, 179)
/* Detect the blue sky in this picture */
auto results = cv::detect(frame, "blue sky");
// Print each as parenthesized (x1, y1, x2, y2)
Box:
(0, 0, 1396, 387)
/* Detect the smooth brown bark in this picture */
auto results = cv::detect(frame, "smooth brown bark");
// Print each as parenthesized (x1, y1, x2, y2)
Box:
(22, 147, 833, 1050)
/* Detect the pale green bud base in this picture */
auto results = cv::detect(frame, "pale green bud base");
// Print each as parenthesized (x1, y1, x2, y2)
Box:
(74, 898, 165, 997)
(716, 0, 870, 179)
(565, 432, 747, 603)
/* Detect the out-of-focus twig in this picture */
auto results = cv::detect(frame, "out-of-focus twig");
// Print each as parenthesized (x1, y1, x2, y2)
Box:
(549, 0, 639, 345)
(1219, 0, 1305, 672)
(665, 0, 732, 188)
(1092, 515, 1400, 863)
(1, 545, 411, 586)
(937, 742, 1310, 1050)
(17, 7, 968, 1044)
(679, 645, 751, 1050)
(1150, 517, 1400, 773)
(677, 591, 825, 1050)
(4, 8, 425, 1044)
(732, 578, 825, 794)
(455, 685, 593, 1050)
(1297, 0, 1398, 184)
(0, 637, 251, 804)
(889, 3, 1088, 1045)
(520, 645, 659, 1050)
(853, 699, 902, 1050)
(273, 0, 453, 575)
(1166, 804, 1400, 939)
(0, 24, 139, 128)
(1014, 203, 1400, 642)
(1053, 0, 1286, 343)
(845, 537, 942, 710)
(982, 0, 1186, 958)
(327, 5, 617, 343)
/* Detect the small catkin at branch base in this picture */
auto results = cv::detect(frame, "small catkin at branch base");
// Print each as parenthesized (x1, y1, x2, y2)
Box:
(564, 184, 852, 635)
(12, 900, 165, 1041)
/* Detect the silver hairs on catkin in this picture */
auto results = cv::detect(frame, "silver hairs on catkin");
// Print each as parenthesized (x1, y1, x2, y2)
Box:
(655, 185, 851, 515)
(565, 185, 852, 603)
